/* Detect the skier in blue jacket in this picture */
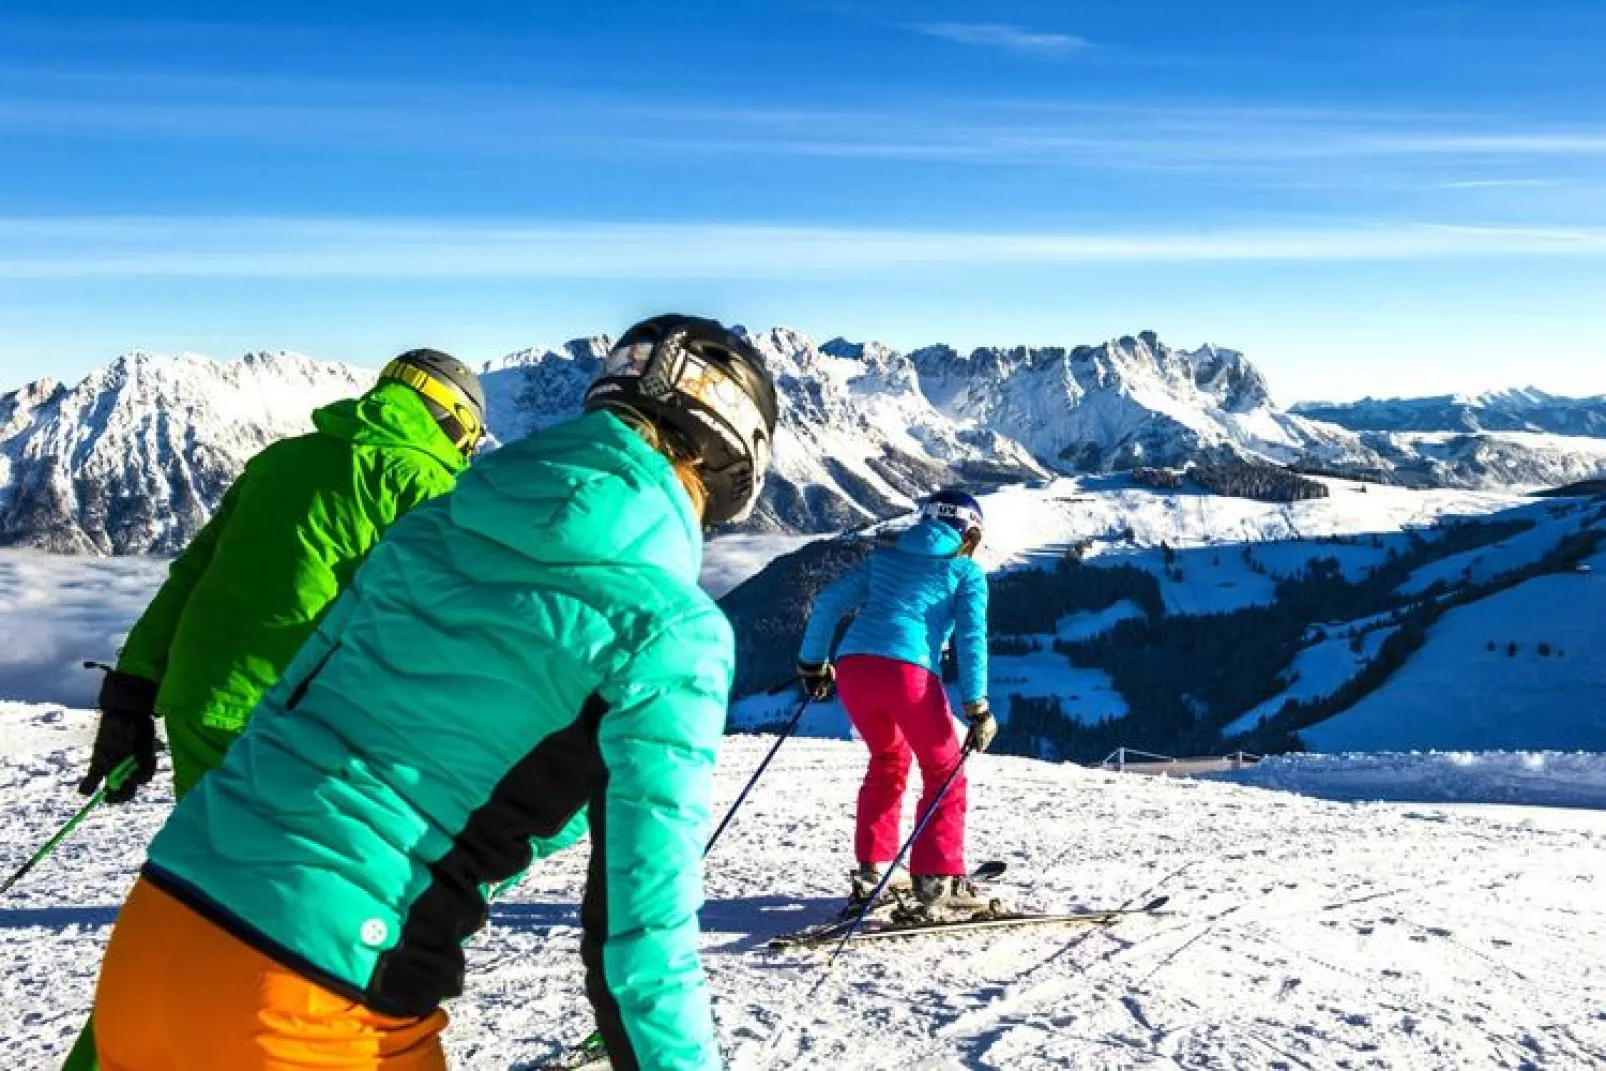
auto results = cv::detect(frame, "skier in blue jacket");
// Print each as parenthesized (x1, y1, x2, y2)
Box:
(796, 490, 995, 917)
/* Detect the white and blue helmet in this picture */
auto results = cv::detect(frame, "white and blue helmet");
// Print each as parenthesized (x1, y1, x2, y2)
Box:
(919, 489, 984, 540)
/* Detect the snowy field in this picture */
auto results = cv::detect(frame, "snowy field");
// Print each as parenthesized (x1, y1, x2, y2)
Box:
(3, 703, 1604, 1070)
(968, 477, 1525, 579)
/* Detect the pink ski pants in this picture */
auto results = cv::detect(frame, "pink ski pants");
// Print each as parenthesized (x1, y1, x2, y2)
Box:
(836, 654, 966, 876)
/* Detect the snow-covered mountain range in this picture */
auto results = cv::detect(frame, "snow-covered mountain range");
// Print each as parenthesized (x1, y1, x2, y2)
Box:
(0, 353, 369, 554)
(903, 332, 1363, 471)
(5, 330, 1606, 553)
(1296, 388, 1606, 437)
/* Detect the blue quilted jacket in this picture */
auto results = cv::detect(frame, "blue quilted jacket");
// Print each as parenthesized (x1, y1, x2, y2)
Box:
(799, 520, 989, 703)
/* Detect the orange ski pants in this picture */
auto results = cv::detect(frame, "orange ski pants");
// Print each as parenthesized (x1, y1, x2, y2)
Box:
(94, 877, 448, 1070)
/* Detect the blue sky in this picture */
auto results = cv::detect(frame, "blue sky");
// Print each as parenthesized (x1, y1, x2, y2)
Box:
(2, 1, 1605, 401)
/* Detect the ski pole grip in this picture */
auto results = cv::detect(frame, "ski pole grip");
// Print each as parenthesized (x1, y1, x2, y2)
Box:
(105, 756, 140, 792)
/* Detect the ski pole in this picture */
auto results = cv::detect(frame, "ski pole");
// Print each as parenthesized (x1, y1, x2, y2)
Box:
(1, 756, 139, 897)
(826, 742, 975, 966)
(704, 694, 810, 857)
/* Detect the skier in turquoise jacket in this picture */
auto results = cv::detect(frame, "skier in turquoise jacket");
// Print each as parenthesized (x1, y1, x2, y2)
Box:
(91, 315, 780, 1071)
(797, 490, 995, 916)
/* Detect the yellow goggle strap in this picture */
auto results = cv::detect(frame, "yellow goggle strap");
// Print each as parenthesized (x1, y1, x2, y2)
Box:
(381, 360, 484, 452)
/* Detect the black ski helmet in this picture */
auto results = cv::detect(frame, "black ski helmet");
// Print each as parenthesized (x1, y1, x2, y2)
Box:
(920, 488, 984, 540)
(583, 314, 779, 526)
(379, 348, 487, 456)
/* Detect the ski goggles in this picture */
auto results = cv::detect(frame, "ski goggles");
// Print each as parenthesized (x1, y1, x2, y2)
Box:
(921, 500, 984, 535)
(599, 337, 771, 470)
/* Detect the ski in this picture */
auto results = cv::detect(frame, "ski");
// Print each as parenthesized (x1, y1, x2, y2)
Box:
(766, 860, 1009, 949)
(770, 895, 1170, 950)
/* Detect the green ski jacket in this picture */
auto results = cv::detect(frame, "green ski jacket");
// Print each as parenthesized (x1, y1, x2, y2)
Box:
(117, 381, 466, 744)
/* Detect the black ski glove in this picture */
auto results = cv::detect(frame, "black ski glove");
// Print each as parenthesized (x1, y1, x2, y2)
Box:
(797, 661, 836, 703)
(963, 699, 997, 753)
(79, 670, 159, 804)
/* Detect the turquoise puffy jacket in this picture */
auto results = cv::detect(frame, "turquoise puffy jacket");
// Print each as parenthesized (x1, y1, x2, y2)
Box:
(799, 520, 989, 703)
(144, 411, 732, 1071)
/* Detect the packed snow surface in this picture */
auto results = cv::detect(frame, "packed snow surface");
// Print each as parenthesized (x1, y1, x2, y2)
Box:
(3, 703, 1604, 1069)
(1206, 751, 1606, 809)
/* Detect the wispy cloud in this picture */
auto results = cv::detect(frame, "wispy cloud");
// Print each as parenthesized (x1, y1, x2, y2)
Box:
(7, 62, 1606, 179)
(4, 217, 1606, 279)
(1439, 178, 1561, 189)
(911, 22, 1090, 57)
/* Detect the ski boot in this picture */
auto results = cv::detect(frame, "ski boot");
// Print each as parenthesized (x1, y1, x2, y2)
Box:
(898, 874, 1005, 923)
(841, 862, 909, 918)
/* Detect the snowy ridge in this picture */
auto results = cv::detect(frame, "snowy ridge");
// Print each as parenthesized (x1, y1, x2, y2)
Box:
(482, 326, 1048, 534)
(6, 329, 1606, 552)
(2, 711, 1603, 1068)
(0, 352, 370, 553)
(1298, 388, 1606, 438)
(909, 331, 1371, 472)
(1364, 429, 1606, 489)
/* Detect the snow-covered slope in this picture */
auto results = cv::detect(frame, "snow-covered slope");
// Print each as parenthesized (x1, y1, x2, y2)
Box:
(1221, 626, 1400, 737)
(725, 488, 1605, 756)
(1298, 388, 1606, 438)
(962, 476, 1523, 582)
(7, 330, 1606, 553)
(1302, 549, 1606, 752)
(3, 708, 1604, 1068)
(1201, 500, 1606, 751)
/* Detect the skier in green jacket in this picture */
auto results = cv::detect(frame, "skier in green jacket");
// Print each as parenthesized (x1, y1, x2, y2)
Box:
(65, 349, 486, 1071)
(77, 348, 485, 805)
(92, 315, 779, 1071)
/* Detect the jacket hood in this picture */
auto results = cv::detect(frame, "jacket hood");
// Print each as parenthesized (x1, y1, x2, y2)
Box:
(444, 411, 703, 580)
(312, 381, 467, 475)
(895, 518, 964, 559)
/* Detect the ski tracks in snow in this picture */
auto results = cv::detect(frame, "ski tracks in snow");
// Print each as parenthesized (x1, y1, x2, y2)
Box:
(713, 744, 1606, 1070)
(4, 709, 1606, 1069)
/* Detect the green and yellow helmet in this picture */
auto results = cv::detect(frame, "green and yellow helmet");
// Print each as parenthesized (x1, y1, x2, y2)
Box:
(379, 348, 487, 456)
